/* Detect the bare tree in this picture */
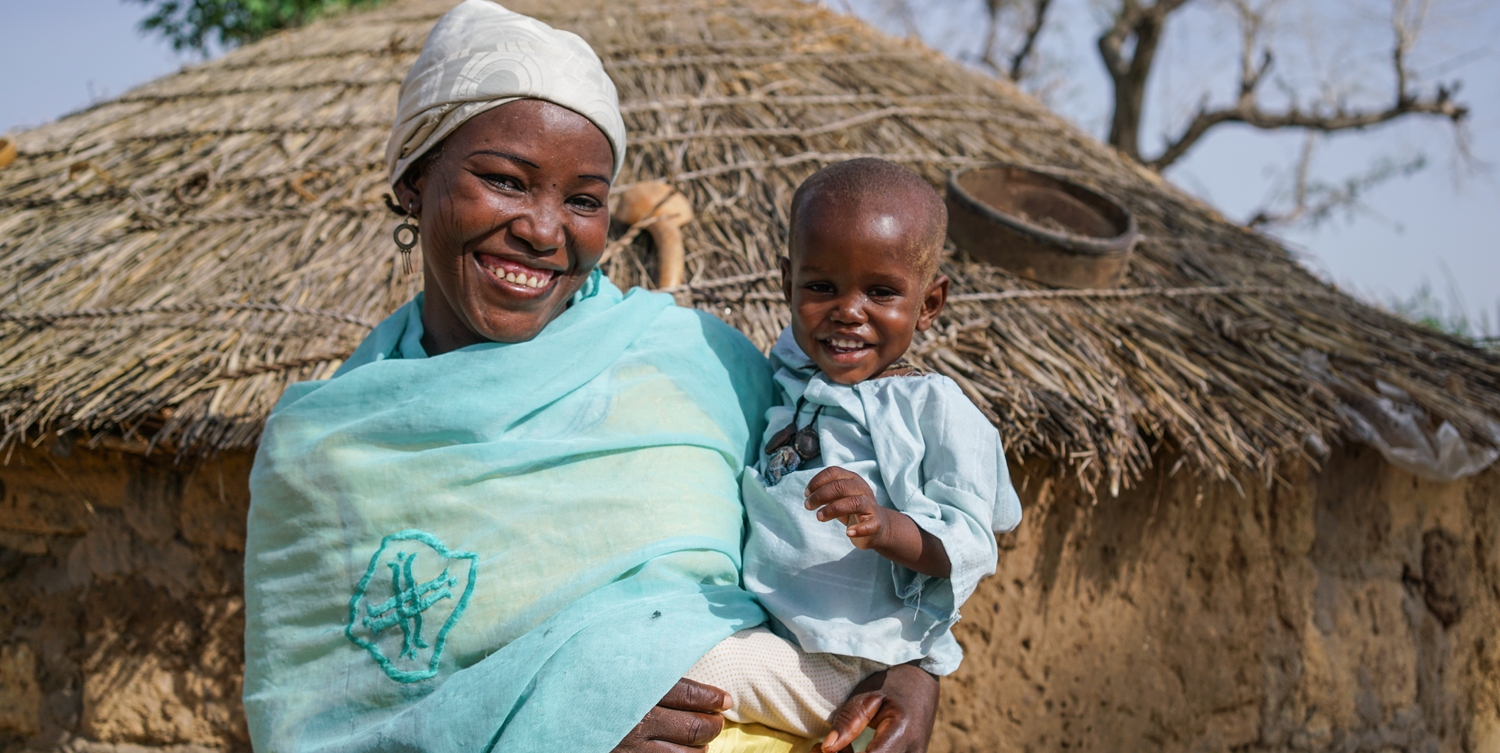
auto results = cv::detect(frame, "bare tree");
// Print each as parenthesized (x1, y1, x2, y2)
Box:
(846, 0, 1472, 226)
(1118, 0, 1469, 171)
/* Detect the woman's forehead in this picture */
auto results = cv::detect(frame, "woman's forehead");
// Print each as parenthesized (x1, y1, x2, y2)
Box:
(452, 100, 611, 154)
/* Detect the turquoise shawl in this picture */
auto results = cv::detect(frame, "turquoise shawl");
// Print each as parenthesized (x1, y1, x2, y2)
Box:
(244, 272, 772, 752)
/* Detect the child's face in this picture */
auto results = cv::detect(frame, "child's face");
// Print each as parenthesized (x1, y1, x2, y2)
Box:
(781, 203, 948, 384)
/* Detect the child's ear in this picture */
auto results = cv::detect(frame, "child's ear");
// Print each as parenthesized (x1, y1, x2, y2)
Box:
(914, 274, 950, 332)
(778, 256, 793, 302)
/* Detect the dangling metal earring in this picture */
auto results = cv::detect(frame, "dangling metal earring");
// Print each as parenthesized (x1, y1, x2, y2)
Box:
(393, 199, 419, 274)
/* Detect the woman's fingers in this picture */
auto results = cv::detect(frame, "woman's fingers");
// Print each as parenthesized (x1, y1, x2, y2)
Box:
(859, 710, 908, 753)
(820, 691, 882, 751)
(608, 678, 728, 752)
(614, 705, 723, 751)
(657, 677, 731, 713)
(814, 665, 939, 753)
(636, 705, 724, 746)
(860, 664, 938, 753)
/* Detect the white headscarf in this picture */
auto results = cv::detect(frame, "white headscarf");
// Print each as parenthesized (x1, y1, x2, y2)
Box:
(385, 0, 627, 188)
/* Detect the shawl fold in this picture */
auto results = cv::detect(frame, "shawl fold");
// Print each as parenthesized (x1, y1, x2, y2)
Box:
(245, 274, 772, 752)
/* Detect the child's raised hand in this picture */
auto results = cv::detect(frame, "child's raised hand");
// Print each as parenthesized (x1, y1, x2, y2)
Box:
(804, 467, 887, 549)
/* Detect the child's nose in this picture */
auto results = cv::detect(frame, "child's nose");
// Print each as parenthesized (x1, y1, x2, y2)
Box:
(831, 295, 866, 323)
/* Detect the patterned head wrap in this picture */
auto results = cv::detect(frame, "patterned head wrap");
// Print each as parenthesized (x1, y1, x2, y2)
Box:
(385, 0, 626, 188)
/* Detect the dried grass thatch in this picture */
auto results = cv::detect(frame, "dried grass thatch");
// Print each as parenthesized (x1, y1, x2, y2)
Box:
(2, 0, 1497, 494)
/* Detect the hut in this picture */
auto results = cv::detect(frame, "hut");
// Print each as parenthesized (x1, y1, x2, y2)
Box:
(2, 0, 1498, 750)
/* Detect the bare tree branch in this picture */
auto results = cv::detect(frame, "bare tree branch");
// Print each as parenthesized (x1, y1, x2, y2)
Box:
(975, 0, 1053, 82)
(1098, 0, 1196, 161)
(1007, 0, 1053, 80)
(1142, 0, 1466, 171)
(978, 0, 1005, 75)
(1248, 134, 1428, 228)
(875, 0, 1471, 187)
(1247, 132, 1314, 226)
(1147, 85, 1463, 171)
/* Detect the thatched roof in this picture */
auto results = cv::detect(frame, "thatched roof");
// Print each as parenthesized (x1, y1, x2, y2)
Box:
(2, 0, 1497, 493)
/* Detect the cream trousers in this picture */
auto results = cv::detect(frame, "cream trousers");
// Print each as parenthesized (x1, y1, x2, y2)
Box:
(685, 626, 888, 740)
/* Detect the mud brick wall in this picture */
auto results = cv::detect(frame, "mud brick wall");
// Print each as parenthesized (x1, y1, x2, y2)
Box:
(0, 443, 251, 751)
(943, 445, 1500, 753)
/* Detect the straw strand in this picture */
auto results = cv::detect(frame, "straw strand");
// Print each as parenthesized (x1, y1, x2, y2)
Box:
(0, 302, 377, 328)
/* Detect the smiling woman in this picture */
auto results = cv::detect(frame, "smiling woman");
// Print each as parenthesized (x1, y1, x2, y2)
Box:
(392, 100, 614, 352)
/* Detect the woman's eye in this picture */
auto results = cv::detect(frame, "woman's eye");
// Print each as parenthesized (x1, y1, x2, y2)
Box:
(483, 174, 523, 191)
(567, 195, 604, 211)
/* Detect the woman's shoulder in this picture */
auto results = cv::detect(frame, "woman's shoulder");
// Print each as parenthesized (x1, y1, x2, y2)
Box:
(627, 303, 777, 425)
(638, 304, 768, 368)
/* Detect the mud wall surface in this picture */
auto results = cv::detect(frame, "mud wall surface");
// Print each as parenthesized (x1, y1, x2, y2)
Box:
(0, 443, 251, 753)
(940, 444, 1500, 753)
(1, 442, 1496, 752)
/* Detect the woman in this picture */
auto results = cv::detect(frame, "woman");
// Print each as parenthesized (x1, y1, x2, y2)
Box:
(243, 2, 939, 751)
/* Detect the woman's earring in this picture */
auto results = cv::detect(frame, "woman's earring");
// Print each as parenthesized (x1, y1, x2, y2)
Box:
(393, 199, 419, 274)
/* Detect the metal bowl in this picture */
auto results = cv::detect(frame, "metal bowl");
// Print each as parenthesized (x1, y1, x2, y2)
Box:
(946, 163, 1139, 289)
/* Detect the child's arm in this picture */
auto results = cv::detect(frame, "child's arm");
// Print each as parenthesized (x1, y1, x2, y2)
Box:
(803, 466, 951, 578)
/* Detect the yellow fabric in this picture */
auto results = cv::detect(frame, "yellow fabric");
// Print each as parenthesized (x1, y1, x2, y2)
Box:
(707, 722, 816, 753)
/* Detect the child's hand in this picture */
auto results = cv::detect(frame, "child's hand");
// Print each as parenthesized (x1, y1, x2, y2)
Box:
(804, 467, 887, 549)
(805, 467, 953, 578)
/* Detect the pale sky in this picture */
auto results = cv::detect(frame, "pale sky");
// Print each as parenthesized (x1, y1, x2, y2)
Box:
(3, 0, 1496, 336)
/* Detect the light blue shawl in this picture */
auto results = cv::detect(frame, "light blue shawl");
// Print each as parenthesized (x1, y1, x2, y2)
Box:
(244, 272, 772, 752)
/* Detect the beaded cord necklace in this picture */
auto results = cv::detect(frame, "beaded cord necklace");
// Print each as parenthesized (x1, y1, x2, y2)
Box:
(763, 395, 823, 486)
(760, 359, 924, 486)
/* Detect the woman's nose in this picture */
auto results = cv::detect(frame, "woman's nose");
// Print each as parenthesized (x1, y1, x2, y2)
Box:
(509, 198, 566, 253)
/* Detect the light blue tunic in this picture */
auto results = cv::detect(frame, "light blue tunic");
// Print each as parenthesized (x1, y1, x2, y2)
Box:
(742, 328, 1023, 675)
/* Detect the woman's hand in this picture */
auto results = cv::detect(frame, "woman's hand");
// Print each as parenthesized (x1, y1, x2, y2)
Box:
(613, 677, 730, 752)
(818, 663, 939, 753)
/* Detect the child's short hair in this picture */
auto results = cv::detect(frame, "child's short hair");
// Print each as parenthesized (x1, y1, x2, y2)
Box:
(788, 158, 948, 280)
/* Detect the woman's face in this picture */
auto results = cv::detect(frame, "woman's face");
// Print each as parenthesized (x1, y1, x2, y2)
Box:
(397, 99, 614, 351)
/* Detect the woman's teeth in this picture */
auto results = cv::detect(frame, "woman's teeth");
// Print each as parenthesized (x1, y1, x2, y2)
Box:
(480, 257, 552, 289)
(501, 271, 547, 288)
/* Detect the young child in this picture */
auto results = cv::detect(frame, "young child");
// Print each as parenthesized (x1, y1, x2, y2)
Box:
(685, 158, 1023, 750)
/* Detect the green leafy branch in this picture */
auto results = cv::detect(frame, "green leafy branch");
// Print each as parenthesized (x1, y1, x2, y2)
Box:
(128, 0, 386, 54)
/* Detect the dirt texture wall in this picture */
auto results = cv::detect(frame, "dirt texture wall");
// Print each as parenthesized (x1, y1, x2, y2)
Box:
(941, 444, 1500, 753)
(1, 442, 1496, 752)
(0, 443, 252, 753)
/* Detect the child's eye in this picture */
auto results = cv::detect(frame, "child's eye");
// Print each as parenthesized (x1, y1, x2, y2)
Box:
(804, 282, 835, 294)
(868, 287, 899, 299)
